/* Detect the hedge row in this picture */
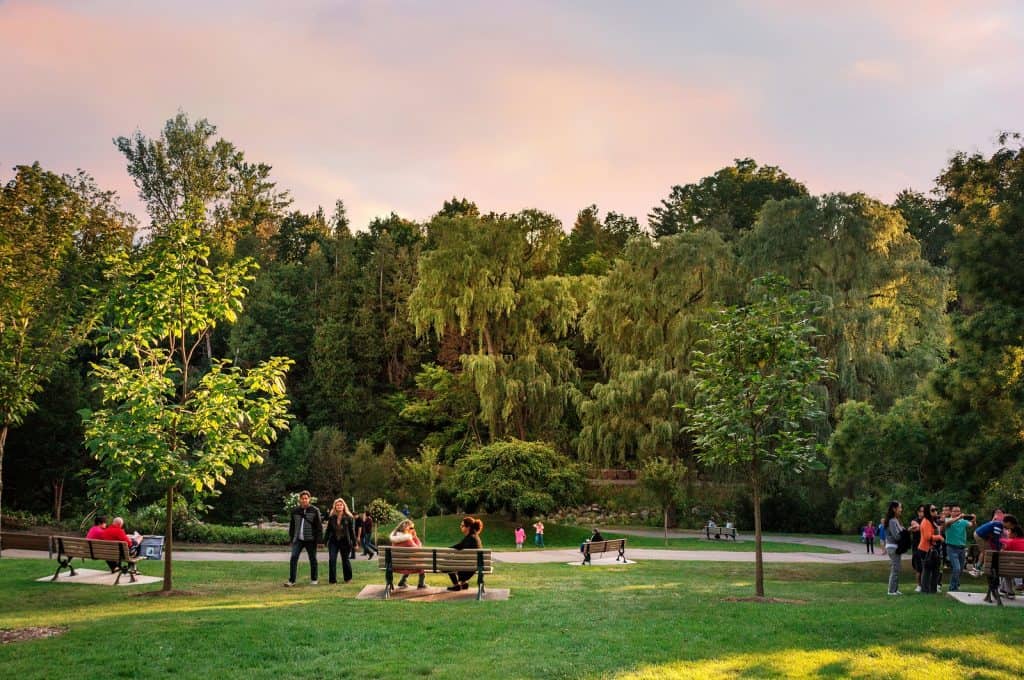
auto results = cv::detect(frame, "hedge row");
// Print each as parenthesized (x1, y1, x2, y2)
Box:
(175, 523, 290, 545)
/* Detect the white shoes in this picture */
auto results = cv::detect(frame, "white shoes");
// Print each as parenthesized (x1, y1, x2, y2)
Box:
(310, 580, 319, 585)
(914, 585, 922, 593)
(887, 591, 903, 596)
(284, 581, 295, 587)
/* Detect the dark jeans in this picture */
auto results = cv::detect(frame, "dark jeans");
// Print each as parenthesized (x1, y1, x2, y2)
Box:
(921, 551, 940, 593)
(865, 538, 874, 554)
(449, 571, 474, 585)
(947, 545, 966, 591)
(361, 533, 376, 557)
(327, 541, 353, 583)
(289, 540, 318, 583)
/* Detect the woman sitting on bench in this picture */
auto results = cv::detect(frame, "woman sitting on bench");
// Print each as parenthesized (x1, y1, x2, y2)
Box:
(448, 516, 484, 591)
(389, 519, 426, 589)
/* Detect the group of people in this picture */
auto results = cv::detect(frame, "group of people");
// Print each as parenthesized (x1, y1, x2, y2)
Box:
(285, 492, 379, 586)
(285, 490, 486, 592)
(86, 515, 143, 571)
(882, 501, 1022, 597)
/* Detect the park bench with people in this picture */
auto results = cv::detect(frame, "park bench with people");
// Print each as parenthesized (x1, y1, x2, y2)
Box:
(581, 538, 627, 565)
(378, 546, 492, 600)
(704, 525, 737, 540)
(51, 535, 140, 585)
(982, 550, 1024, 606)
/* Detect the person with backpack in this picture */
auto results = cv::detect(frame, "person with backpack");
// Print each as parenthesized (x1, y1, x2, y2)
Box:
(884, 500, 909, 595)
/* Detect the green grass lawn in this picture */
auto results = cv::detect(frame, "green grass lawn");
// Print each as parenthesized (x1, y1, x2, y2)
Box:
(1, 556, 1020, 679)
(383, 515, 839, 553)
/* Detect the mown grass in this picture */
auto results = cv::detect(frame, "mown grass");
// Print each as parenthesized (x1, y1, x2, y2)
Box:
(1, 556, 1020, 679)
(383, 515, 840, 553)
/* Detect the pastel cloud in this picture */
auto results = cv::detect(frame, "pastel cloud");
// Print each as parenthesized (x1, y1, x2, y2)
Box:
(2, 0, 1023, 230)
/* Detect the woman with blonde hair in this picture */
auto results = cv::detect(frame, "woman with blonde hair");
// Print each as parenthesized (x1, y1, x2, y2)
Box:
(389, 518, 426, 588)
(325, 498, 356, 584)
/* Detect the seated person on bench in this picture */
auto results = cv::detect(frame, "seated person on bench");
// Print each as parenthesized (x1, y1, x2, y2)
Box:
(98, 517, 134, 573)
(581, 528, 605, 552)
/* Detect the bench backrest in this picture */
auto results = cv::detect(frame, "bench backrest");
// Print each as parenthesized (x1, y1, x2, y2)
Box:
(585, 539, 625, 553)
(378, 546, 493, 573)
(0, 531, 52, 552)
(984, 550, 1024, 576)
(56, 536, 129, 562)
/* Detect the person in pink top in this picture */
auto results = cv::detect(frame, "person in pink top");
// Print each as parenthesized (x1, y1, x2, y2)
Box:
(515, 526, 526, 549)
(862, 521, 876, 554)
(85, 516, 107, 539)
(389, 519, 426, 589)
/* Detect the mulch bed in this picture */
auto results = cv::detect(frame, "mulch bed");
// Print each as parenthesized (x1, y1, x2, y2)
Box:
(1, 626, 68, 644)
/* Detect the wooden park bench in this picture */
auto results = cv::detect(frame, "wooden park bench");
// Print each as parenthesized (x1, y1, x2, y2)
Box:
(581, 538, 627, 565)
(378, 546, 492, 600)
(51, 536, 140, 585)
(704, 526, 737, 540)
(982, 550, 1024, 606)
(0, 531, 54, 556)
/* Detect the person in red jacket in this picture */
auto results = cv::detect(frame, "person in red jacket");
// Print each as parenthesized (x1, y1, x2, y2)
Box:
(98, 517, 132, 573)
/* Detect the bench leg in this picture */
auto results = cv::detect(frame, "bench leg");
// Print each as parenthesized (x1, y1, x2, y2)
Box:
(51, 557, 75, 581)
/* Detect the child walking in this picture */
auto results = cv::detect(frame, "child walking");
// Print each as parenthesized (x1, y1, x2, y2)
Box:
(515, 526, 525, 549)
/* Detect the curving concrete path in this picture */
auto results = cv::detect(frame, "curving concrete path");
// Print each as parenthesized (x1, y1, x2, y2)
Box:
(1, 531, 895, 565)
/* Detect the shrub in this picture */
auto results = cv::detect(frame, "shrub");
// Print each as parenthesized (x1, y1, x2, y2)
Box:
(452, 439, 585, 518)
(175, 522, 289, 545)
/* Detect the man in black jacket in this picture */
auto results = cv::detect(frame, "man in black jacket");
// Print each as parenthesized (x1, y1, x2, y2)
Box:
(285, 491, 323, 586)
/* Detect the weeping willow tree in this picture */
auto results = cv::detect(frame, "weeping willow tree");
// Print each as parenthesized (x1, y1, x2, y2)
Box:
(577, 231, 739, 467)
(409, 209, 593, 442)
(739, 193, 949, 419)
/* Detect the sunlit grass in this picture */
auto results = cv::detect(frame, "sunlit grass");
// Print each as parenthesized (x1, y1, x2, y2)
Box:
(619, 635, 1014, 679)
(1, 557, 1020, 679)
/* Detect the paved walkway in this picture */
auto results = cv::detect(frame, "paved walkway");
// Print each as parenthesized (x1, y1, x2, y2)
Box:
(2, 533, 893, 565)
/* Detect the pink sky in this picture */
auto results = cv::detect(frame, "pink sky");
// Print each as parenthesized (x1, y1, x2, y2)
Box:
(2, 0, 1023, 229)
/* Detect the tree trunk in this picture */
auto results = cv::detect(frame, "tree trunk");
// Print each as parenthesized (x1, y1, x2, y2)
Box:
(752, 470, 764, 598)
(52, 475, 65, 522)
(422, 512, 427, 542)
(664, 507, 669, 546)
(0, 424, 6, 558)
(163, 486, 174, 592)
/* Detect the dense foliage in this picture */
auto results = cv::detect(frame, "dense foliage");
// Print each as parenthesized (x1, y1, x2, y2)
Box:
(3, 113, 1023, 537)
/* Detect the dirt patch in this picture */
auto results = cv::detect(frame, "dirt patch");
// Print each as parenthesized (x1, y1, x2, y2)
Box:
(722, 596, 807, 604)
(134, 589, 201, 598)
(1, 626, 68, 644)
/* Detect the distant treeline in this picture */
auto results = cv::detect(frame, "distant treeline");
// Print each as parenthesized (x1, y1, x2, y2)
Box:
(3, 114, 1022, 532)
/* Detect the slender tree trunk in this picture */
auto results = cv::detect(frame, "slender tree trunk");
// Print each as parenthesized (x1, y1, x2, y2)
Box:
(0, 424, 6, 558)
(422, 512, 427, 543)
(752, 469, 764, 598)
(163, 485, 174, 591)
(53, 476, 65, 522)
(664, 507, 669, 546)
